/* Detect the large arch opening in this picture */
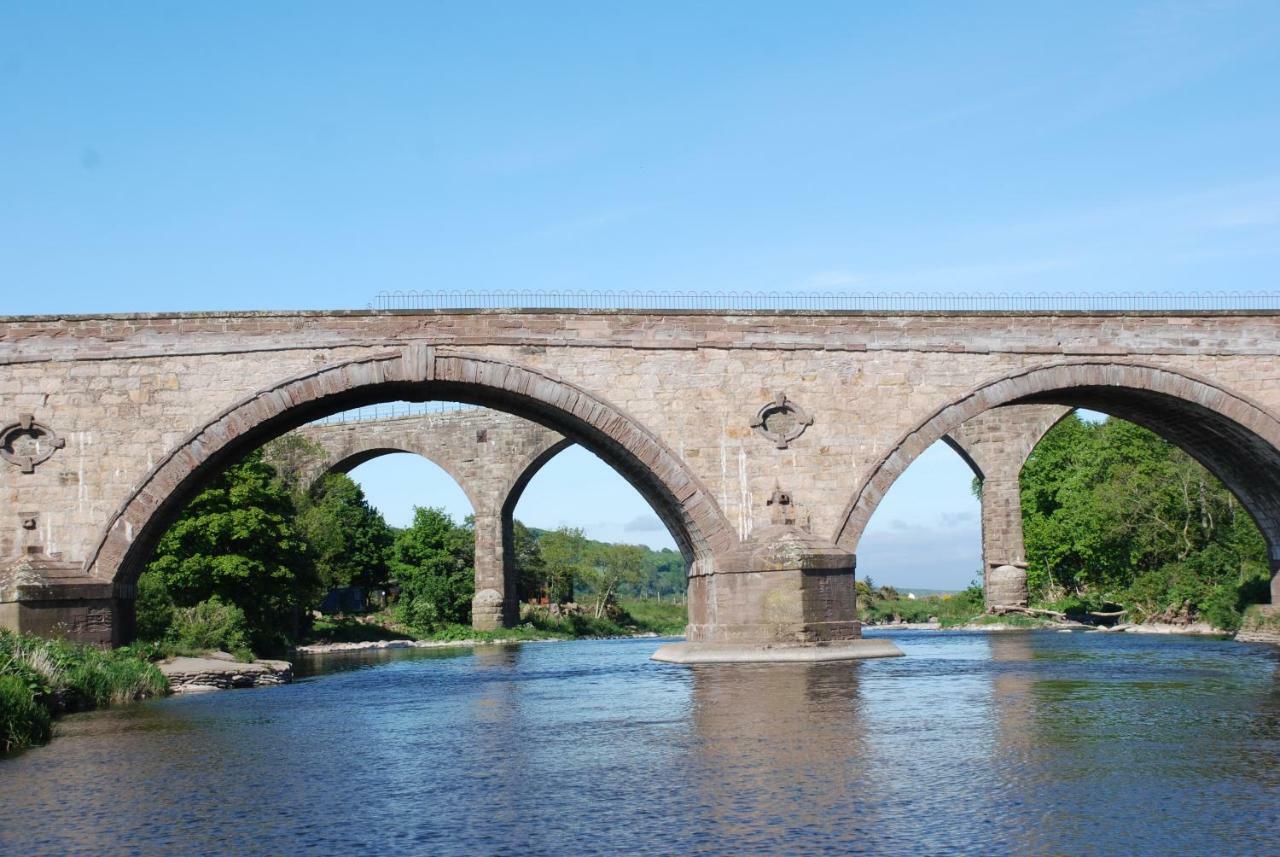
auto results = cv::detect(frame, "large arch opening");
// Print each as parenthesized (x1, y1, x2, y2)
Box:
(836, 362, 1280, 612)
(854, 440, 982, 596)
(88, 352, 733, 643)
(510, 445, 687, 609)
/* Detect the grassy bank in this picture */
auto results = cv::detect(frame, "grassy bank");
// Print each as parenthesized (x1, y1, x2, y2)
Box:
(1, 630, 168, 755)
(862, 586, 986, 627)
(303, 598, 688, 646)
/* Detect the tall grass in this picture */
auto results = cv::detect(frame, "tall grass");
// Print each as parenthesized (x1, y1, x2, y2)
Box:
(0, 630, 168, 754)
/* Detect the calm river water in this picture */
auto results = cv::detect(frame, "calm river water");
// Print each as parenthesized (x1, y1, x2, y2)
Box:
(3, 630, 1280, 855)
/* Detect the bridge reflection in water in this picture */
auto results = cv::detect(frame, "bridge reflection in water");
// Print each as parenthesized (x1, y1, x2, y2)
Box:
(3, 635, 1280, 855)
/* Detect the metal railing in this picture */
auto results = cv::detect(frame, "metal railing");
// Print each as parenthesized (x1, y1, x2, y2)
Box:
(370, 289, 1280, 312)
(311, 401, 477, 427)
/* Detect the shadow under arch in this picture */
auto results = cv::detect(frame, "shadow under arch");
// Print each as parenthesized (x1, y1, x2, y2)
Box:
(834, 361, 1280, 593)
(938, 435, 986, 482)
(86, 350, 734, 590)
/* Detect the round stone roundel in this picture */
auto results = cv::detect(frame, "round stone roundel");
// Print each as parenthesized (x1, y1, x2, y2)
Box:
(751, 393, 813, 449)
(1, 414, 65, 473)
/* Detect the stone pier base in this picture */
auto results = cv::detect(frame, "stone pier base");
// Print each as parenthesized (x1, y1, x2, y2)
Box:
(470, 588, 518, 631)
(652, 638, 903, 664)
(0, 556, 129, 647)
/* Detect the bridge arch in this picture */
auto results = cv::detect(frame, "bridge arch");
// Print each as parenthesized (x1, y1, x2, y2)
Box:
(86, 351, 734, 600)
(292, 412, 576, 628)
(835, 362, 1280, 601)
(315, 445, 486, 514)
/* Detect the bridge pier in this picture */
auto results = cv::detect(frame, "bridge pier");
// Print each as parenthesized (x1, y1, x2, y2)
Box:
(471, 511, 518, 630)
(0, 554, 131, 647)
(655, 490, 903, 663)
(943, 406, 1071, 610)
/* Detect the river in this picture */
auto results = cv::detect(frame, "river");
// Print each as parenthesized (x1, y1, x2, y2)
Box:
(3, 630, 1280, 855)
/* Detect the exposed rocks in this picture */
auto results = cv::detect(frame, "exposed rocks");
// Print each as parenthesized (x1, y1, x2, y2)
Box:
(1237, 628, 1280, 644)
(1107, 622, 1223, 636)
(158, 655, 292, 693)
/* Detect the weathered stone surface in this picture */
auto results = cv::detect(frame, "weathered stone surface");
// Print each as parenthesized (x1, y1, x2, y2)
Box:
(158, 656, 292, 692)
(4, 308, 1280, 648)
(651, 638, 903, 663)
(0, 555, 122, 646)
(987, 564, 1030, 609)
(944, 405, 1069, 608)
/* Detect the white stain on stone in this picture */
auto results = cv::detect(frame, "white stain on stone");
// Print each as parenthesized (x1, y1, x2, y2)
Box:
(738, 444, 753, 539)
(718, 415, 730, 516)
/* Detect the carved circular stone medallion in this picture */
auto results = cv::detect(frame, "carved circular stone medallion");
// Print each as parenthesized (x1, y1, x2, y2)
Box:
(1, 414, 65, 473)
(751, 393, 813, 449)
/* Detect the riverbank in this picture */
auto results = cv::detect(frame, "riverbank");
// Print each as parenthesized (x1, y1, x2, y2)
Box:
(865, 618, 1233, 636)
(1, 630, 167, 754)
(303, 599, 688, 650)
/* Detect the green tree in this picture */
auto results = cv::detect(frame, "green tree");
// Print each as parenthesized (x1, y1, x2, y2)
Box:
(1020, 413, 1269, 627)
(644, 548, 686, 600)
(581, 543, 648, 618)
(538, 527, 589, 606)
(141, 449, 319, 653)
(392, 507, 475, 631)
(296, 473, 394, 590)
(512, 520, 549, 602)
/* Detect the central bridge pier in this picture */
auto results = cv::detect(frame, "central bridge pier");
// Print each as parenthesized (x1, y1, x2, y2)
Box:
(5, 306, 1280, 662)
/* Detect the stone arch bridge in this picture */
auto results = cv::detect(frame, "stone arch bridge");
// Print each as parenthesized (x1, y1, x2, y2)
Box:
(3, 308, 1279, 658)
(283, 404, 1068, 629)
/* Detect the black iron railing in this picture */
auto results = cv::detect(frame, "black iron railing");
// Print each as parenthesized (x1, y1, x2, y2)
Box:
(311, 401, 476, 427)
(370, 289, 1280, 312)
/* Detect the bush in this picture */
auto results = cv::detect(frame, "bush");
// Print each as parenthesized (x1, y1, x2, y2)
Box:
(0, 673, 51, 754)
(0, 630, 167, 754)
(168, 597, 255, 661)
(135, 570, 176, 642)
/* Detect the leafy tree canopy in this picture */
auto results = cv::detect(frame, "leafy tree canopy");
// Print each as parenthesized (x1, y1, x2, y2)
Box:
(392, 507, 475, 631)
(141, 449, 320, 653)
(296, 473, 394, 590)
(1020, 414, 1269, 629)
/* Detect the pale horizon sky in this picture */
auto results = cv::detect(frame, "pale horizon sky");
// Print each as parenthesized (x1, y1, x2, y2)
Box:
(4, 3, 1278, 588)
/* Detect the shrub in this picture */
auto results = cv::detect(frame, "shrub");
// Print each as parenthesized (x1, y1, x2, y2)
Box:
(168, 597, 255, 661)
(135, 570, 176, 642)
(0, 673, 51, 754)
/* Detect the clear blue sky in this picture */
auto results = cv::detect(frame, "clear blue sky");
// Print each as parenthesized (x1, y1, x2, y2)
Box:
(4, 3, 1278, 587)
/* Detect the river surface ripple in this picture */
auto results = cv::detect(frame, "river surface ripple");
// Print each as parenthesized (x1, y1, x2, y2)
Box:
(3, 630, 1280, 856)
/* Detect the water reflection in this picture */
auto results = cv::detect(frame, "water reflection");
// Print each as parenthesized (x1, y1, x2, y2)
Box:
(688, 664, 870, 851)
(3, 634, 1280, 856)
